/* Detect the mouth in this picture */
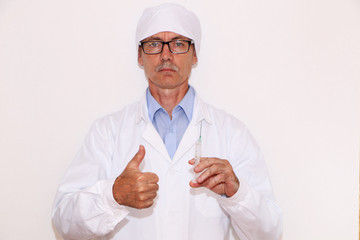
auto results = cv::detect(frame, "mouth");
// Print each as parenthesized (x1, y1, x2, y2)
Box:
(155, 63, 179, 72)
(159, 68, 176, 72)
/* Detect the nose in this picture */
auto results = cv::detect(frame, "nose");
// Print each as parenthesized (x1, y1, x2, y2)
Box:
(160, 43, 173, 61)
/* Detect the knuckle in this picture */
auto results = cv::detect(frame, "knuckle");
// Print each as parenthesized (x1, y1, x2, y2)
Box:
(208, 178, 215, 187)
(136, 174, 146, 181)
(136, 185, 145, 193)
(137, 194, 146, 201)
(226, 165, 234, 174)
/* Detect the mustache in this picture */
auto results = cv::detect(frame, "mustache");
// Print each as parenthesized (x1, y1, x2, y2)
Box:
(155, 62, 179, 72)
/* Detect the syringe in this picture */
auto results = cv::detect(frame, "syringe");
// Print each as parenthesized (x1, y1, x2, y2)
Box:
(193, 121, 202, 182)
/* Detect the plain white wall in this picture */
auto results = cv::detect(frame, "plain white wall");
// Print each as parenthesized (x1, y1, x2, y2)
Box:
(0, 0, 359, 239)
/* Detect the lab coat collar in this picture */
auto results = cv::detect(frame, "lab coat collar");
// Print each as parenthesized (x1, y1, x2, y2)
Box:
(135, 89, 212, 126)
(146, 86, 195, 123)
(135, 89, 213, 163)
(135, 92, 150, 124)
(192, 91, 213, 125)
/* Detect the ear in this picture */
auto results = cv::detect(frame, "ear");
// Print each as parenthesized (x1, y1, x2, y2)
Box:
(192, 49, 198, 65)
(138, 47, 144, 66)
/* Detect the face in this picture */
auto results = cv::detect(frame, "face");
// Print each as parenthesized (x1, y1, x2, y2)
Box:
(138, 31, 198, 91)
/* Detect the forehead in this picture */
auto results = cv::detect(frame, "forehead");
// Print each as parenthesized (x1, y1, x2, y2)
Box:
(142, 31, 191, 41)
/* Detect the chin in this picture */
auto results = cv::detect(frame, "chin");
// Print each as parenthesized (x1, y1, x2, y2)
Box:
(148, 75, 188, 90)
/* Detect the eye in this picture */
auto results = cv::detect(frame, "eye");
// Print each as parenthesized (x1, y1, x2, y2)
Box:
(148, 42, 161, 48)
(174, 41, 185, 47)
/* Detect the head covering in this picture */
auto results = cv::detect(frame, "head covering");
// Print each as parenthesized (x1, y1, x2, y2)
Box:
(135, 3, 201, 57)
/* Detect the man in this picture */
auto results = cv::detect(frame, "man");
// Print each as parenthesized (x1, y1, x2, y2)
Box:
(52, 3, 282, 240)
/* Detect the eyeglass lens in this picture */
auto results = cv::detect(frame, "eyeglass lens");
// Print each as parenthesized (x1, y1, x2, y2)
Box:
(142, 40, 190, 54)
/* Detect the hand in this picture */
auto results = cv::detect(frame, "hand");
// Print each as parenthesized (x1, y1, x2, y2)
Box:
(113, 145, 159, 209)
(189, 157, 239, 197)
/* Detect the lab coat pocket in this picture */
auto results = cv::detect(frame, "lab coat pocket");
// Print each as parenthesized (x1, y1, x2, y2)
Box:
(192, 188, 224, 217)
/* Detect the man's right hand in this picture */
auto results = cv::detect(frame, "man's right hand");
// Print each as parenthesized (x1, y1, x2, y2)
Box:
(112, 145, 159, 209)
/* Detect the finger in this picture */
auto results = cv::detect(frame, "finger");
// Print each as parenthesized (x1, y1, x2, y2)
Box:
(145, 191, 157, 201)
(205, 174, 225, 189)
(188, 158, 195, 165)
(142, 172, 159, 183)
(127, 145, 146, 169)
(140, 182, 159, 193)
(137, 191, 157, 201)
(196, 164, 224, 183)
(136, 199, 156, 209)
(134, 181, 159, 193)
(146, 183, 159, 193)
(195, 157, 229, 173)
(189, 180, 202, 188)
(194, 157, 215, 172)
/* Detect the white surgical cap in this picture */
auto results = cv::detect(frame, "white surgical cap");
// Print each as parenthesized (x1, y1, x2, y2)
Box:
(135, 3, 201, 57)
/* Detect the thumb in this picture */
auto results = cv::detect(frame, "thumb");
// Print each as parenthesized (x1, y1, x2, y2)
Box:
(127, 145, 145, 170)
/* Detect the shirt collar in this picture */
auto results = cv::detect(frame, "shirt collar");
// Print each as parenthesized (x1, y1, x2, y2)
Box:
(146, 89, 162, 121)
(146, 85, 195, 121)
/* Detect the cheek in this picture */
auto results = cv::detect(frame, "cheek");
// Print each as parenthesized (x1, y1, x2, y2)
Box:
(182, 57, 194, 74)
(143, 61, 158, 78)
(143, 56, 159, 70)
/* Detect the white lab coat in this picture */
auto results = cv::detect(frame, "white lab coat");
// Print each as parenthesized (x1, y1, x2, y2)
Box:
(52, 92, 282, 240)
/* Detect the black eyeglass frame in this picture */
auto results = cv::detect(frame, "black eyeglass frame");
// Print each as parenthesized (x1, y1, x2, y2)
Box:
(139, 40, 194, 55)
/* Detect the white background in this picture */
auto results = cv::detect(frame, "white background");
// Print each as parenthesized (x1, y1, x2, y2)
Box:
(0, 0, 359, 239)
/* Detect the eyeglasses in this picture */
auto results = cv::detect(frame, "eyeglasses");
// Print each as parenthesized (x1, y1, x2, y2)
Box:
(140, 40, 194, 54)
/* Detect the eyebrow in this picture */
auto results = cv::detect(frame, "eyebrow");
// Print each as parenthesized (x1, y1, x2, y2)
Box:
(144, 35, 191, 42)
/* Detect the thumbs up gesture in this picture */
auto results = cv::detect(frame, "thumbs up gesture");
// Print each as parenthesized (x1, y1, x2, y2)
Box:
(112, 145, 159, 209)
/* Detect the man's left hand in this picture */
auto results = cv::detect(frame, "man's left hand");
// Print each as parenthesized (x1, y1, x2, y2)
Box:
(189, 157, 239, 197)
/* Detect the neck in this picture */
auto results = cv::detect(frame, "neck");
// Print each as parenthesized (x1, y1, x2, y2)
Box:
(149, 83, 189, 118)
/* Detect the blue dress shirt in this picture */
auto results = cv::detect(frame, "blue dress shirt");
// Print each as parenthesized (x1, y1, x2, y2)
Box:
(146, 86, 195, 159)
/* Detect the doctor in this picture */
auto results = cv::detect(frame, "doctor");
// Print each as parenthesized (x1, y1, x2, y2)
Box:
(52, 3, 282, 240)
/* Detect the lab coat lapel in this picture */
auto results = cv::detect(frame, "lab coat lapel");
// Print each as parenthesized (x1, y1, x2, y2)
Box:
(142, 122, 170, 161)
(136, 95, 171, 161)
(172, 122, 200, 163)
(172, 95, 211, 163)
